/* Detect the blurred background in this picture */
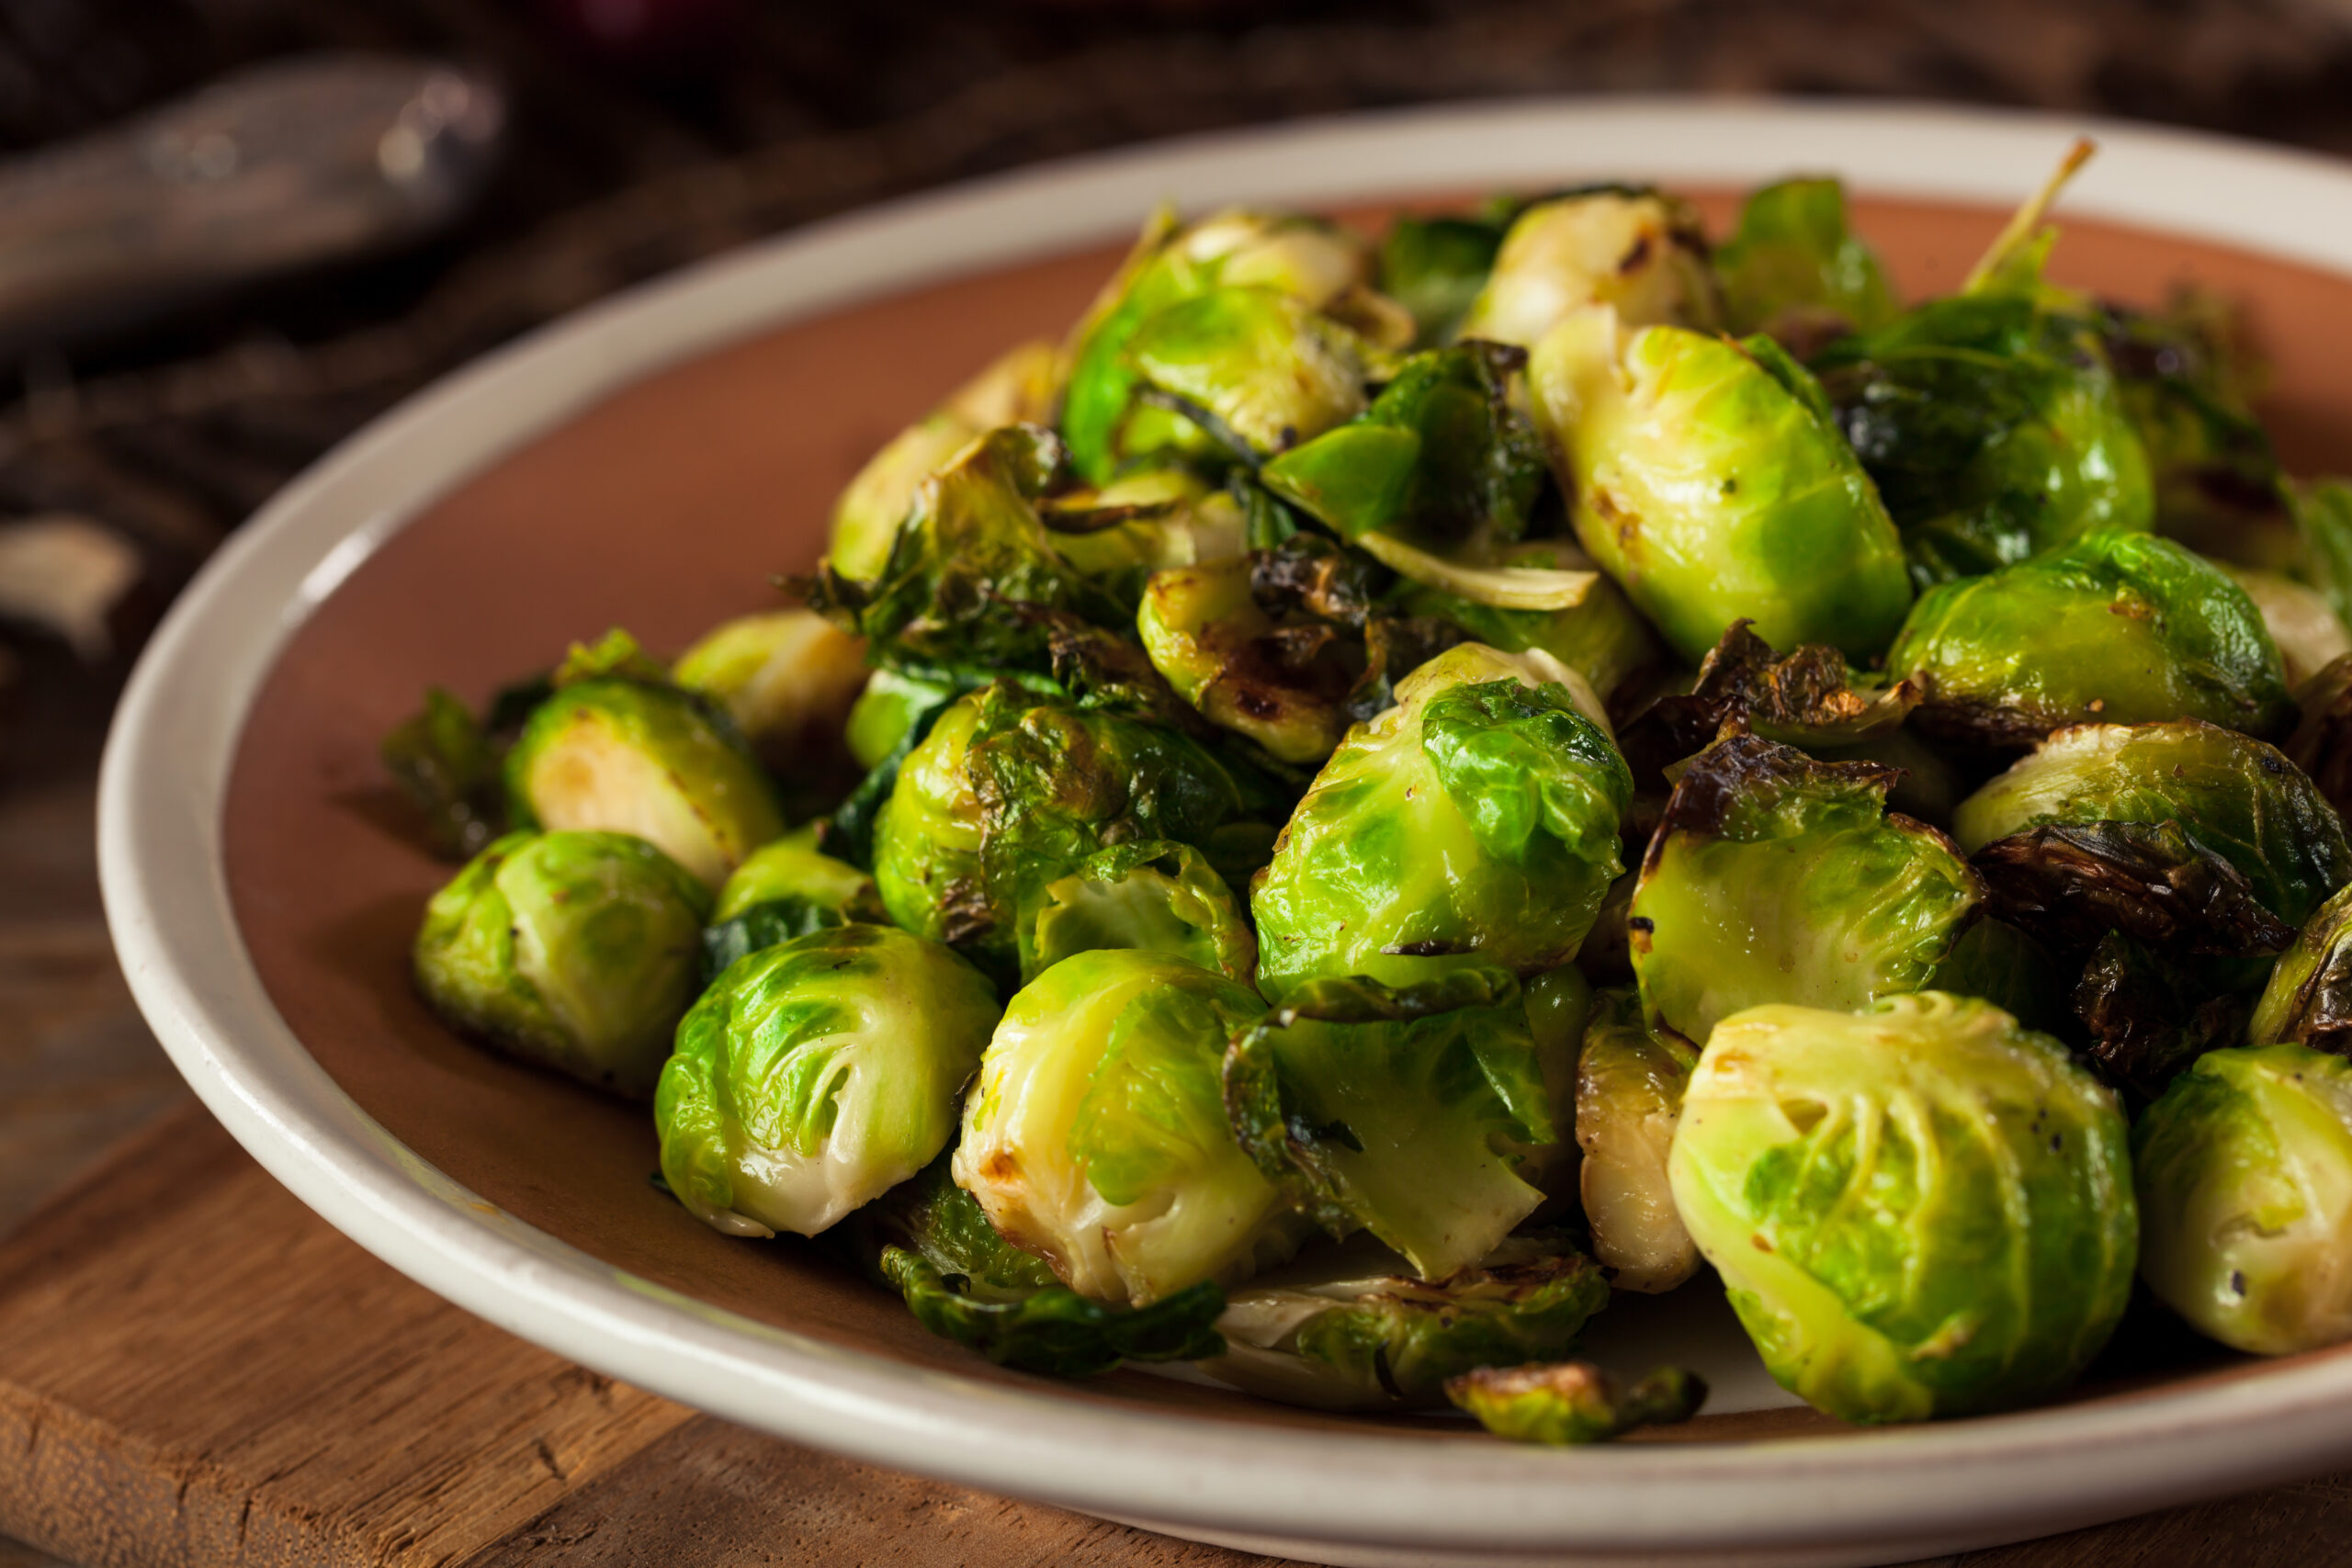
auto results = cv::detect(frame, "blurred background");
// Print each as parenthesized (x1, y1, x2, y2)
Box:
(6, 2, 2352, 1559)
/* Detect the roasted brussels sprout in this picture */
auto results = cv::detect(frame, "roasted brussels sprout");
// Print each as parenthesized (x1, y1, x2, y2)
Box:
(1062, 209, 1381, 482)
(2135, 1043, 2352, 1355)
(1630, 734, 1982, 1047)
(863, 1155, 1227, 1377)
(1888, 530, 2294, 748)
(1260, 341, 1544, 557)
(843, 667, 959, 773)
(1713, 176, 1896, 348)
(1250, 642, 1631, 1001)
(1224, 968, 1562, 1279)
(1529, 305, 1912, 664)
(1457, 189, 1717, 346)
(1670, 993, 2136, 1423)
(1200, 1232, 1611, 1411)
(954, 949, 1306, 1303)
(1039, 466, 1250, 609)
(830, 339, 1061, 583)
(872, 681, 1289, 984)
(670, 608, 868, 776)
(700, 825, 886, 978)
(505, 633, 785, 890)
(1447, 1361, 1707, 1446)
(1119, 286, 1373, 466)
(1136, 553, 1363, 764)
(1952, 720, 2351, 933)
(657, 923, 998, 1238)
(1025, 839, 1256, 985)
(810, 424, 1128, 678)
(2250, 883, 2352, 1053)
(1396, 564, 1665, 711)
(1576, 988, 1700, 1292)
(1812, 292, 2154, 586)
(2068, 930, 2254, 1099)
(415, 829, 711, 1097)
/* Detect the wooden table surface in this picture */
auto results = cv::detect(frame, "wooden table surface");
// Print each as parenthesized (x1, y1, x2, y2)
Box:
(1, 658, 2349, 1568)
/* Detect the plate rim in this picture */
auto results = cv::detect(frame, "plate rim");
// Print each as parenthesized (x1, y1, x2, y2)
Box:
(96, 96, 2352, 1560)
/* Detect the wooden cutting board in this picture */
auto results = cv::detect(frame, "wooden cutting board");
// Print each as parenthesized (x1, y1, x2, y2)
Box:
(0, 1103, 2342, 1568)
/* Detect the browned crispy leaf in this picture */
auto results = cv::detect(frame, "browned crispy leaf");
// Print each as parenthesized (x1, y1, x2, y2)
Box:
(1971, 819, 2296, 958)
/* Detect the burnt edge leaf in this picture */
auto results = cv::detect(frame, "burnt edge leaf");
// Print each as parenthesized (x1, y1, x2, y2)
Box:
(2071, 931, 2249, 1099)
(1971, 820, 2297, 958)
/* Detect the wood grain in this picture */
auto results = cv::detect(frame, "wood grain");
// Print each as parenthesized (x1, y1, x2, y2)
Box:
(0, 1100, 2347, 1568)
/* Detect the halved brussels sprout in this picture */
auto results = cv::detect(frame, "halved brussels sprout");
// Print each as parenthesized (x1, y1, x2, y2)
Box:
(1250, 642, 1631, 1002)
(1457, 189, 1718, 346)
(1200, 1231, 1610, 1411)
(1137, 553, 1363, 764)
(2250, 883, 2352, 1054)
(1529, 305, 1912, 665)
(700, 824, 886, 978)
(830, 339, 1061, 583)
(1259, 341, 1544, 558)
(1447, 1361, 1707, 1446)
(1062, 209, 1377, 482)
(1629, 734, 1982, 1047)
(810, 424, 1128, 678)
(1670, 993, 2136, 1423)
(1576, 988, 1700, 1293)
(415, 829, 711, 1097)
(505, 635, 784, 891)
(2220, 564, 2351, 689)
(1223, 968, 1560, 1280)
(954, 949, 1306, 1303)
(670, 607, 868, 789)
(873, 682, 1289, 984)
(1812, 291, 2154, 586)
(1120, 286, 1372, 465)
(1951, 720, 2351, 932)
(1713, 176, 1896, 348)
(1888, 530, 2293, 748)
(1024, 840, 1255, 986)
(863, 1155, 1226, 1378)
(657, 923, 998, 1238)
(2135, 1043, 2352, 1355)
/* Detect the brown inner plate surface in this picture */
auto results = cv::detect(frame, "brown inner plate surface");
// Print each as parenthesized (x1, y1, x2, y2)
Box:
(221, 191, 2352, 1442)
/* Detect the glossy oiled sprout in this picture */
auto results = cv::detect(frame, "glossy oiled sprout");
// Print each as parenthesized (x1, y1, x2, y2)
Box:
(504, 632, 784, 890)
(1200, 1232, 1610, 1411)
(1629, 733, 1982, 1048)
(1669, 993, 2136, 1423)
(1061, 208, 1386, 482)
(1456, 188, 1718, 346)
(1024, 840, 1257, 986)
(1952, 720, 2351, 934)
(955, 948, 1307, 1304)
(2135, 1043, 2352, 1355)
(829, 339, 1061, 583)
(1250, 642, 1631, 1002)
(1576, 988, 1700, 1292)
(670, 608, 869, 778)
(1887, 529, 2293, 748)
(657, 923, 999, 1239)
(1812, 290, 2154, 587)
(871, 681, 1289, 986)
(1224, 968, 1564, 1280)
(414, 829, 711, 1098)
(1528, 304, 1913, 665)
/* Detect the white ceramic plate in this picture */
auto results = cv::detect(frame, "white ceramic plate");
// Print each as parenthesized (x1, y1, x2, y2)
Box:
(99, 99, 2352, 1568)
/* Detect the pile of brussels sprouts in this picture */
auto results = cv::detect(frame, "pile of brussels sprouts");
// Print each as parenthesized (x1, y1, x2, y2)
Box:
(384, 145, 2352, 1443)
